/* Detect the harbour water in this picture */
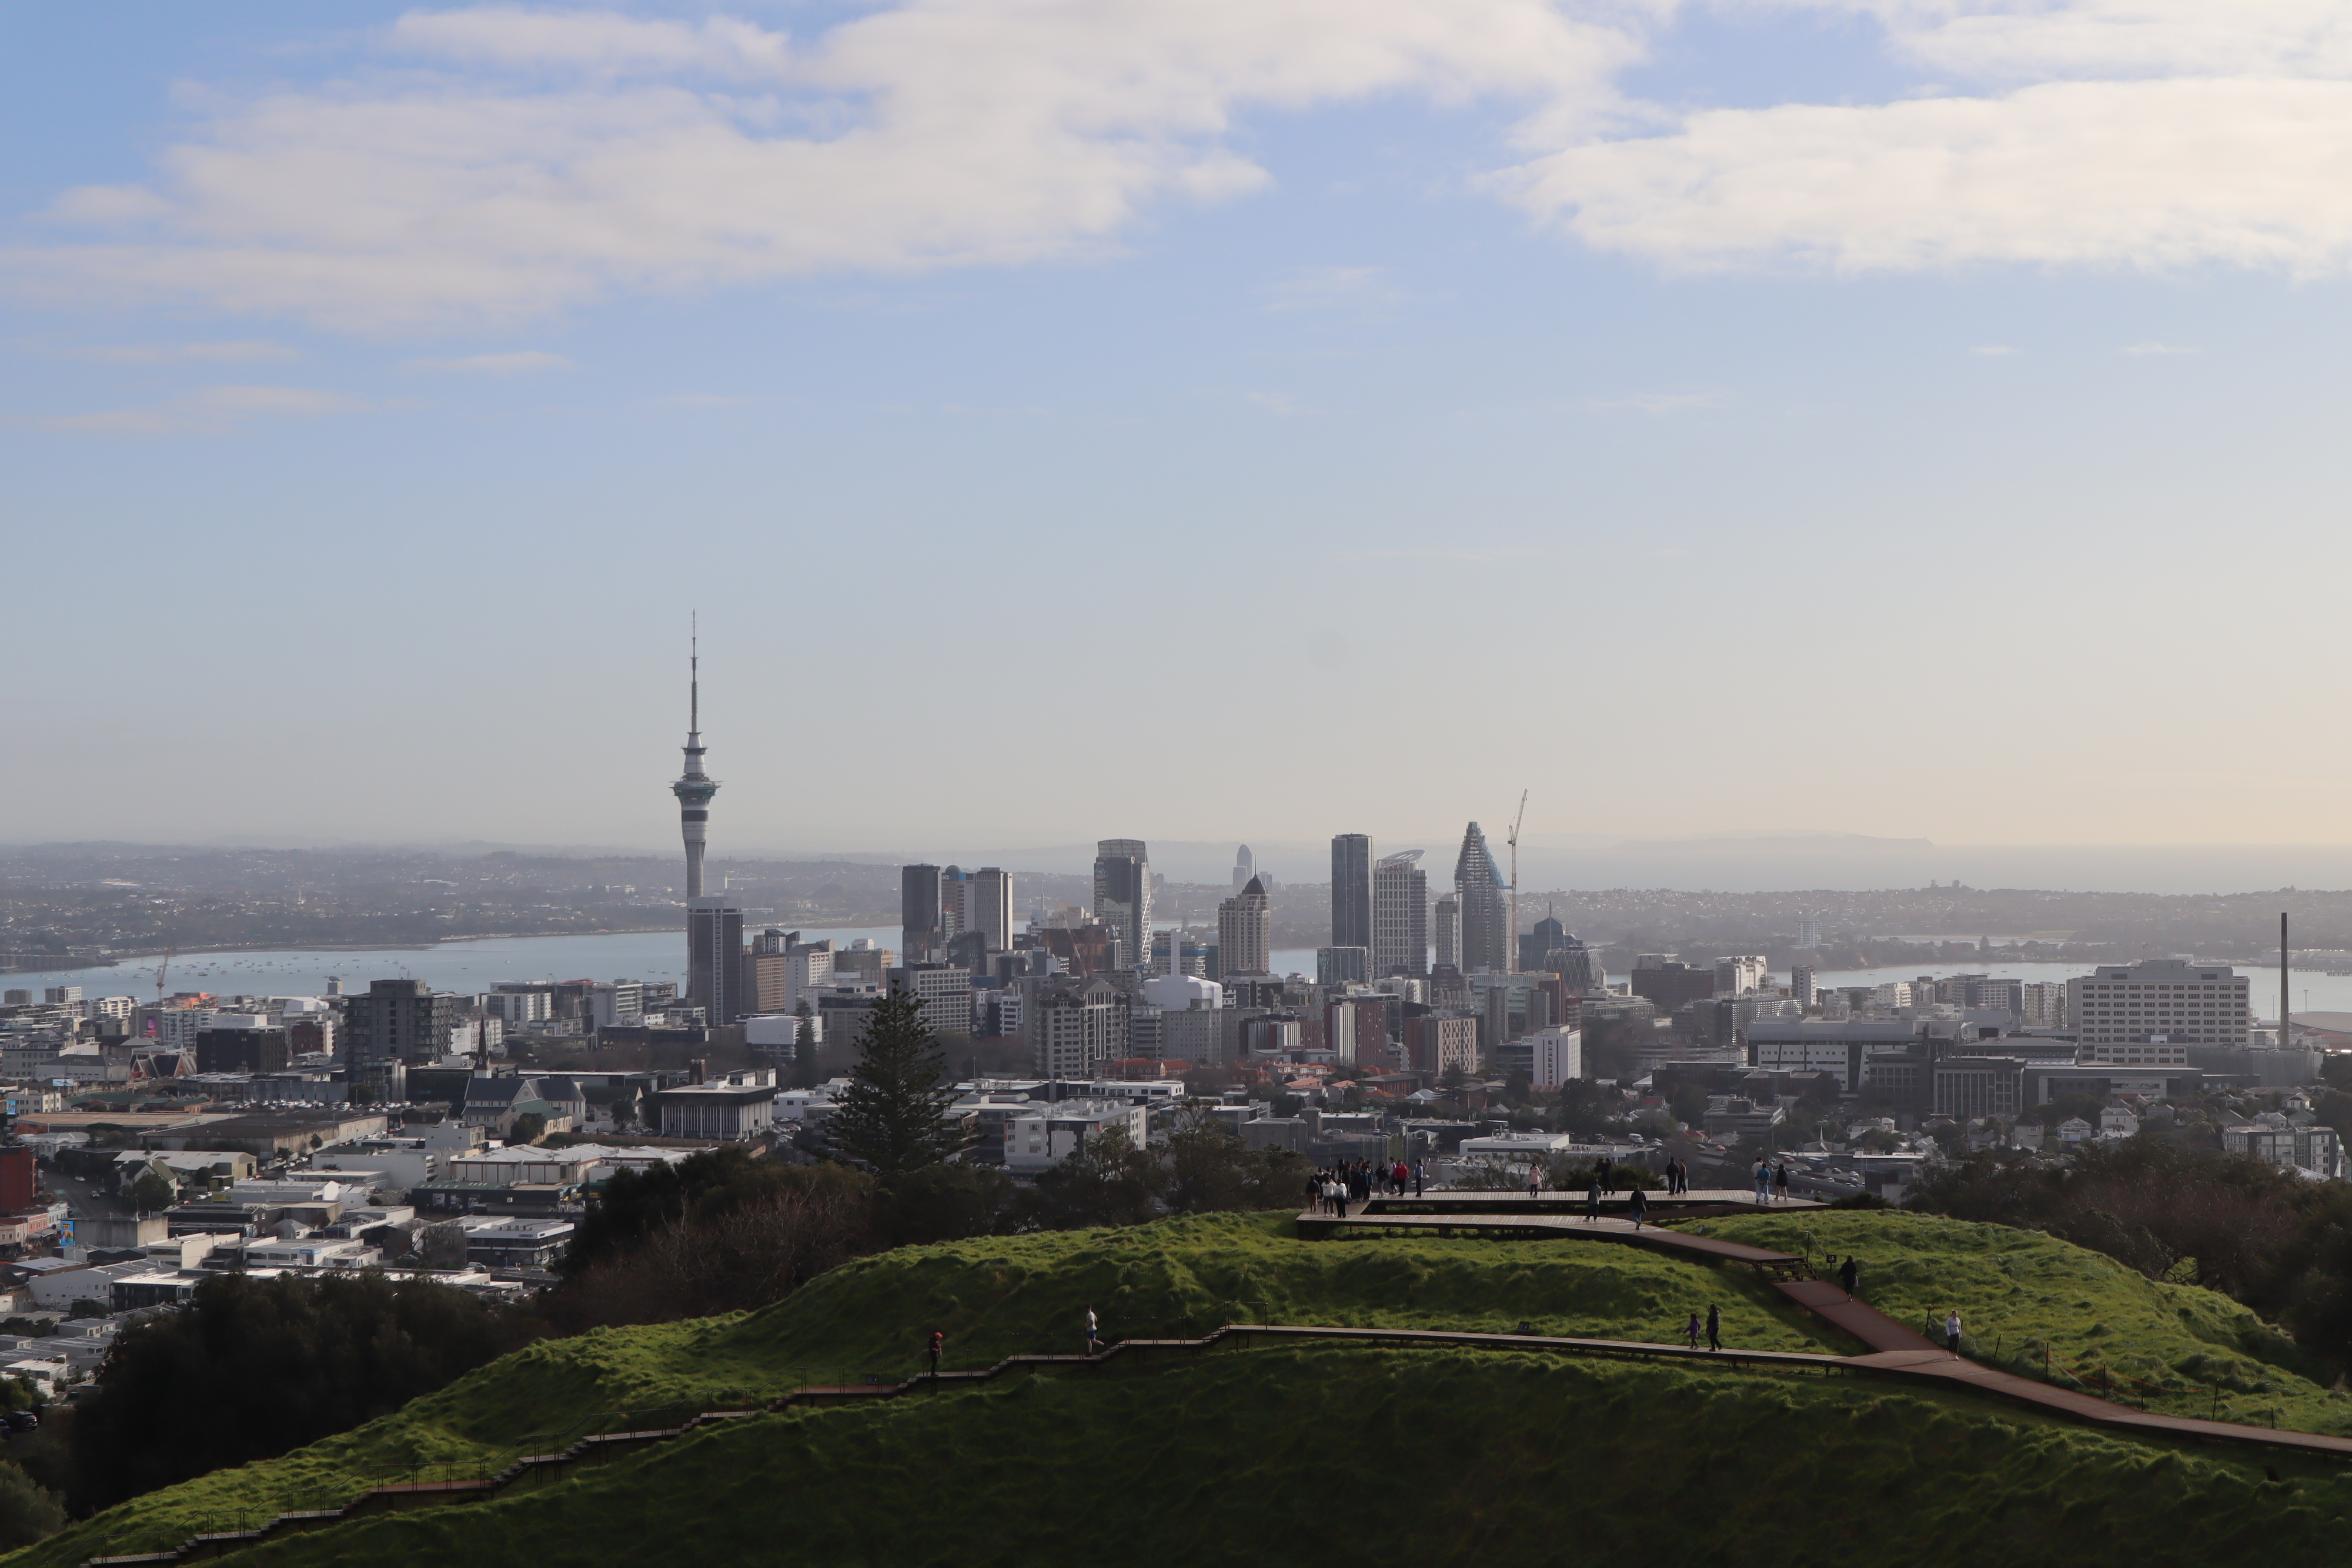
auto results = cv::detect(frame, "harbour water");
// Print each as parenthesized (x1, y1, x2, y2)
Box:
(5, 928, 1322, 1002)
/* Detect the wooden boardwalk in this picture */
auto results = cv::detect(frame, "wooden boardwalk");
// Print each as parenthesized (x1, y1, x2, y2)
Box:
(1292, 1202, 2352, 1460)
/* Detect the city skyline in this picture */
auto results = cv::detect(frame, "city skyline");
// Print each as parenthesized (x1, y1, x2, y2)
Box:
(12, 5, 2352, 854)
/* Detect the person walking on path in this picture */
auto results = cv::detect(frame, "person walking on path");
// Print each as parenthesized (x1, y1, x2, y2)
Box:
(1627, 1185, 1648, 1231)
(1598, 1156, 1614, 1194)
(928, 1329, 945, 1380)
(1084, 1308, 1101, 1357)
(1706, 1303, 1722, 1353)
(1305, 1170, 1322, 1215)
(1773, 1162, 1790, 1202)
(1528, 1166, 1541, 1200)
(1945, 1309, 1963, 1359)
(1839, 1255, 1859, 1299)
(1685, 1311, 1702, 1349)
(1753, 1161, 1770, 1203)
(1412, 1158, 1425, 1198)
(1585, 1174, 1602, 1223)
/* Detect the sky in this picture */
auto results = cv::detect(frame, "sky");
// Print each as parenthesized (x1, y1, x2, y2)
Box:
(8, 2, 2352, 865)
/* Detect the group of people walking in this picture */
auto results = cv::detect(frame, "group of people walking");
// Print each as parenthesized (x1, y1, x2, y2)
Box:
(1752, 1160, 1793, 1202)
(1311, 1158, 1423, 1216)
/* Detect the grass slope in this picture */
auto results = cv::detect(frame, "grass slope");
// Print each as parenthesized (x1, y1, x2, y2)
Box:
(1689, 1211, 2352, 1431)
(183, 1350, 2352, 1568)
(15, 1210, 2349, 1567)
(6, 1215, 1829, 1567)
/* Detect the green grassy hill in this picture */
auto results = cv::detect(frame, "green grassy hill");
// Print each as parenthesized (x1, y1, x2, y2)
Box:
(1689, 1211, 2346, 1430)
(12, 1211, 2352, 1568)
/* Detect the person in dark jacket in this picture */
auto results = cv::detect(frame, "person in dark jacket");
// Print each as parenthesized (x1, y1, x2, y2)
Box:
(1839, 1255, 1860, 1299)
(1627, 1184, 1648, 1230)
(1706, 1303, 1722, 1352)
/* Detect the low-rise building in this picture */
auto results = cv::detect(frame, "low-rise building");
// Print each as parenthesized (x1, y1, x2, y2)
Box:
(653, 1068, 777, 1142)
(1003, 1099, 1148, 1172)
(455, 1215, 576, 1269)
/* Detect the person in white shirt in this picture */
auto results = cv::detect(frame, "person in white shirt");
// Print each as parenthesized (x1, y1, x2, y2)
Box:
(1945, 1309, 1963, 1358)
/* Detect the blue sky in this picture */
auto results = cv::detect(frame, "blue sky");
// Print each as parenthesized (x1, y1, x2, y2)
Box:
(7, 2, 2352, 860)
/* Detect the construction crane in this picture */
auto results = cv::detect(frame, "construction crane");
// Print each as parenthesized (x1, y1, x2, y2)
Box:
(1506, 790, 1528, 973)
(153, 946, 173, 1009)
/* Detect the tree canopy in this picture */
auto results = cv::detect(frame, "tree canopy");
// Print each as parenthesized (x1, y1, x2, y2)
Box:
(826, 987, 967, 1174)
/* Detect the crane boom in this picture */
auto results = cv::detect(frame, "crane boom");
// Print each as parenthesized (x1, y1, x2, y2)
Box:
(1506, 790, 1528, 972)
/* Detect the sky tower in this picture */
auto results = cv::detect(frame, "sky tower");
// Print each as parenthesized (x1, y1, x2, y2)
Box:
(671, 625, 718, 898)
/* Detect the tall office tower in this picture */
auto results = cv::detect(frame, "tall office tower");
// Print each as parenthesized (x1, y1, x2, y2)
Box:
(1094, 839, 1152, 971)
(1434, 894, 1463, 971)
(1372, 850, 1429, 977)
(1232, 844, 1257, 894)
(1796, 912, 1822, 951)
(901, 864, 944, 962)
(1331, 834, 1374, 951)
(971, 867, 1014, 951)
(1218, 877, 1272, 975)
(1317, 947, 1372, 986)
(938, 865, 975, 944)
(689, 897, 746, 1025)
(1452, 822, 1509, 974)
(340, 979, 457, 1104)
(670, 630, 719, 900)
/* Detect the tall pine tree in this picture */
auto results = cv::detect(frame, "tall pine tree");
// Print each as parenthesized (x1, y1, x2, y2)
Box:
(828, 987, 967, 1173)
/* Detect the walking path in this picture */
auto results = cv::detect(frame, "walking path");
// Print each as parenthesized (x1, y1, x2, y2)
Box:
(1295, 1201, 2352, 1460)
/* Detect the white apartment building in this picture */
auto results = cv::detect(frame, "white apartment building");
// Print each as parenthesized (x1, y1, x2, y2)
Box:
(2068, 959, 2248, 1055)
(2021, 982, 2068, 1028)
(1004, 1099, 1149, 1172)
(1713, 955, 1768, 997)
(1527, 1025, 1582, 1089)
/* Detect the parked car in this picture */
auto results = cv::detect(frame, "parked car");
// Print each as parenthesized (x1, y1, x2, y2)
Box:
(2, 1410, 39, 1433)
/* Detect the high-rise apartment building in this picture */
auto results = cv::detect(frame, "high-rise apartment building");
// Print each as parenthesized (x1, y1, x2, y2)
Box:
(901, 864, 943, 963)
(1796, 913, 1821, 950)
(1452, 822, 1509, 974)
(1028, 975, 1130, 1078)
(2021, 981, 2067, 1028)
(1791, 965, 1817, 1008)
(689, 897, 746, 1025)
(1331, 834, 1374, 951)
(1433, 894, 1463, 971)
(1093, 839, 1152, 971)
(340, 979, 457, 1104)
(890, 962, 974, 1035)
(2068, 959, 2248, 1052)
(1372, 850, 1428, 978)
(1713, 955, 1768, 997)
(1218, 877, 1272, 976)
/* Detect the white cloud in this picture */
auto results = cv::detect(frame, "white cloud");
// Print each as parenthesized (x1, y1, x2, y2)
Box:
(1506, 77, 2352, 274)
(5, 1, 1636, 330)
(17, 1, 2352, 313)
(403, 349, 573, 373)
(36, 383, 366, 436)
